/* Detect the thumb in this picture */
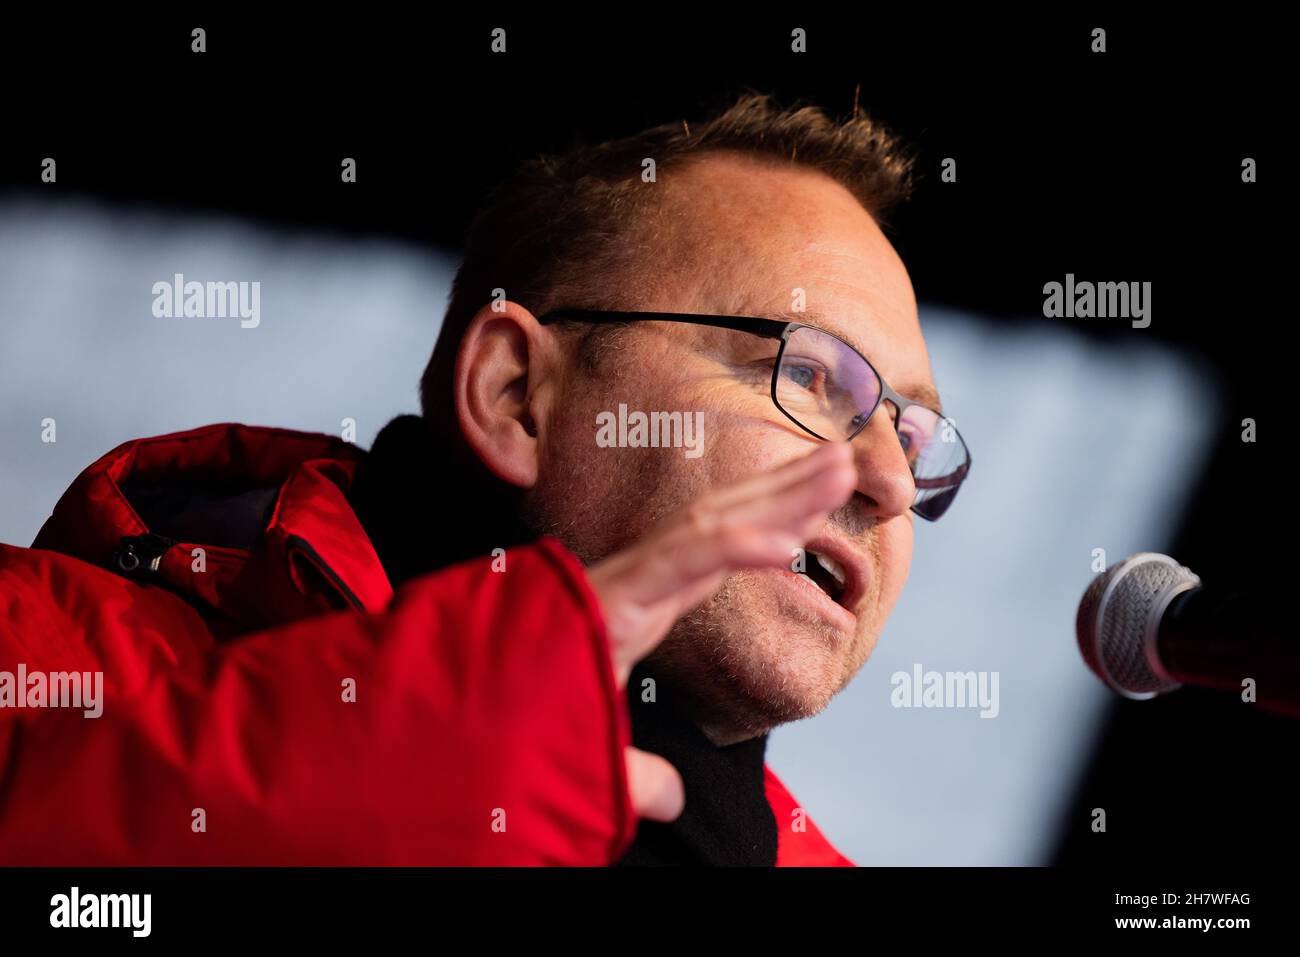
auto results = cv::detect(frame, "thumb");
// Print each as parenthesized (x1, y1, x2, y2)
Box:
(624, 746, 685, 822)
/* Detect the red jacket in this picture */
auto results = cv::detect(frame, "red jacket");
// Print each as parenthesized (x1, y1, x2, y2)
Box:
(0, 423, 852, 866)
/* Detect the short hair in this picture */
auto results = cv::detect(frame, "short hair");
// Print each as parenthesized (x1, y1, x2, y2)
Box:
(419, 91, 915, 425)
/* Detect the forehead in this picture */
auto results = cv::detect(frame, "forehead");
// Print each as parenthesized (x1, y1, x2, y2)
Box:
(647, 152, 934, 399)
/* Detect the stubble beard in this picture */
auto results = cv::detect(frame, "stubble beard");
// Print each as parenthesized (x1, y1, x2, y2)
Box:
(642, 559, 883, 745)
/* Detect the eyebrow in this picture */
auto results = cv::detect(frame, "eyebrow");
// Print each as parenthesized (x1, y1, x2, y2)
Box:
(767, 310, 945, 414)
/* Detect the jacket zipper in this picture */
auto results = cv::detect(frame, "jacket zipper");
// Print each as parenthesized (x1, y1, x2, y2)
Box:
(111, 533, 177, 576)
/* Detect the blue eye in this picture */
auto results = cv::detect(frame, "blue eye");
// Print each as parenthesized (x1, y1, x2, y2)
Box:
(787, 366, 814, 388)
(781, 361, 823, 391)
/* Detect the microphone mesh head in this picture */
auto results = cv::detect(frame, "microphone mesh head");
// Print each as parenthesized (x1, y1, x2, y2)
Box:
(1076, 553, 1200, 699)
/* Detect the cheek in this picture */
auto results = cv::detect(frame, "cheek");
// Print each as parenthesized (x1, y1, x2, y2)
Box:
(874, 517, 914, 614)
(690, 415, 819, 507)
(692, 378, 823, 475)
(540, 357, 821, 548)
(535, 390, 708, 552)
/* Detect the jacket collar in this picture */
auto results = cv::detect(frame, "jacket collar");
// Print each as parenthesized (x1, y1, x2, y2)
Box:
(32, 423, 394, 633)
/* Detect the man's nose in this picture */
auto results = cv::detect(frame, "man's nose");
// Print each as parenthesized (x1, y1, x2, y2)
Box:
(846, 405, 915, 519)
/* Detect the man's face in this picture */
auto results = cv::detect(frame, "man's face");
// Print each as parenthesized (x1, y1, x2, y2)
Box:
(529, 153, 934, 745)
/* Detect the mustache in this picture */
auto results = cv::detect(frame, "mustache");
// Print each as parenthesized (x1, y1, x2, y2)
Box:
(826, 497, 878, 540)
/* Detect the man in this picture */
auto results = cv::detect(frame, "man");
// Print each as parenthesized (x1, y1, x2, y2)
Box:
(0, 94, 970, 865)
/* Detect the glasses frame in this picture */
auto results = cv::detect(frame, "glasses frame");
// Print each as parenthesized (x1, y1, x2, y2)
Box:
(536, 308, 972, 520)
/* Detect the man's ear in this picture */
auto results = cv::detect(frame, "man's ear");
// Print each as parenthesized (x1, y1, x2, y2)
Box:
(452, 301, 558, 489)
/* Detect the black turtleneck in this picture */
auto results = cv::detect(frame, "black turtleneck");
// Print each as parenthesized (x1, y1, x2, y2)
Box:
(350, 414, 778, 866)
(616, 662, 776, 866)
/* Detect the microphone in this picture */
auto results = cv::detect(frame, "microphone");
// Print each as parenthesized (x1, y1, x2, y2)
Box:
(1076, 553, 1299, 718)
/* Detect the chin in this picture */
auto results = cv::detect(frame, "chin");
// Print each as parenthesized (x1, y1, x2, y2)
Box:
(661, 586, 859, 736)
(741, 625, 848, 721)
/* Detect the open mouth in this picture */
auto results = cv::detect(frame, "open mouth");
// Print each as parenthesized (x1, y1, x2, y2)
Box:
(799, 550, 848, 606)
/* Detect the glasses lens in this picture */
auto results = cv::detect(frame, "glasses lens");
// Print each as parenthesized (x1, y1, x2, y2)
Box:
(774, 326, 882, 440)
(775, 325, 970, 521)
(896, 405, 970, 520)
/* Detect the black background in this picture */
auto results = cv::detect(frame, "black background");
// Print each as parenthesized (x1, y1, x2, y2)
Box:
(1, 12, 1292, 870)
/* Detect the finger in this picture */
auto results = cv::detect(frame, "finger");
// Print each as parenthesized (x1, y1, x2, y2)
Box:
(590, 443, 858, 677)
(625, 747, 685, 822)
(709, 442, 856, 536)
(631, 446, 856, 606)
(702, 440, 853, 514)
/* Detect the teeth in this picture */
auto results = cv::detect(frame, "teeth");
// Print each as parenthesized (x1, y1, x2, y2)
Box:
(815, 552, 847, 588)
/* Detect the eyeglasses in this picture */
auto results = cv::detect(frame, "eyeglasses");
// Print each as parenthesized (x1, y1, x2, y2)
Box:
(537, 309, 972, 521)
